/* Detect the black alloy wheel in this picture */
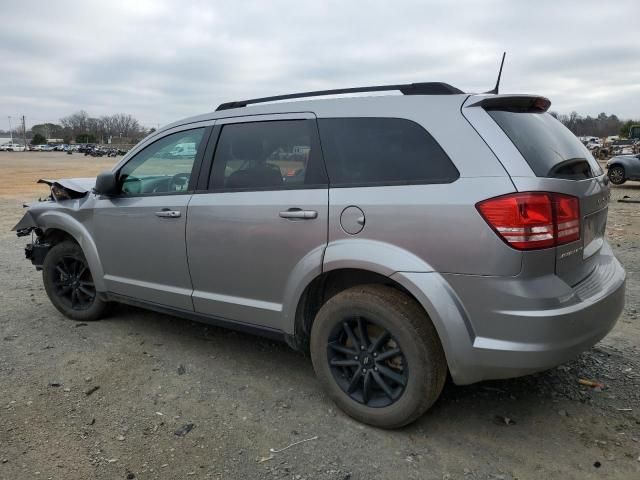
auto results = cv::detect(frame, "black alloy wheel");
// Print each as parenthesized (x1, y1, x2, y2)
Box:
(327, 316, 408, 408)
(51, 255, 96, 310)
(43, 241, 109, 321)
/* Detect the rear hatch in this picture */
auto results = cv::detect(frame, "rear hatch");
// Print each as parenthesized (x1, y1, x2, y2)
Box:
(463, 95, 609, 285)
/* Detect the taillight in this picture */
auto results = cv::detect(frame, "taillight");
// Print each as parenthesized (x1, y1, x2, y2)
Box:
(476, 192, 580, 250)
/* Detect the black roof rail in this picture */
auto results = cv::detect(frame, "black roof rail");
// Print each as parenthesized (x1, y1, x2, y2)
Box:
(215, 82, 464, 111)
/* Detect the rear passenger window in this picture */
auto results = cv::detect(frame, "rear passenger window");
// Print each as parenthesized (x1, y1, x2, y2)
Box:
(210, 120, 326, 190)
(317, 118, 459, 186)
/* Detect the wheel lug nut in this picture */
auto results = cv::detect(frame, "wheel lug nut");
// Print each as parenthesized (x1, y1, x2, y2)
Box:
(362, 368, 367, 373)
(374, 367, 378, 372)
(354, 356, 358, 360)
(360, 345, 365, 350)
(373, 353, 377, 357)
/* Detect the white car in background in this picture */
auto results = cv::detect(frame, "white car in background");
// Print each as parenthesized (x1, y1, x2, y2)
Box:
(1, 143, 26, 152)
(168, 142, 197, 157)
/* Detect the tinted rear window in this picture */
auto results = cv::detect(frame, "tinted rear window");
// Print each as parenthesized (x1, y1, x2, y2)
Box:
(488, 111, 602, 179)
(317, 118, 459, 186)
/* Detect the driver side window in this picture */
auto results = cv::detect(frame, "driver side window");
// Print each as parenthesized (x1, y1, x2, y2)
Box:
(118, 128, 205, 195)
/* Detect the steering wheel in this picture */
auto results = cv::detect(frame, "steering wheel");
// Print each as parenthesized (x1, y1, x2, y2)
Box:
(121, 176, 142, 195)
(169, 173, 190, 192)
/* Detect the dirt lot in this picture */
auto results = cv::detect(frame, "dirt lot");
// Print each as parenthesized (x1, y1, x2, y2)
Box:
(0, 151, 639, 480)
(0, 151, 114, 202)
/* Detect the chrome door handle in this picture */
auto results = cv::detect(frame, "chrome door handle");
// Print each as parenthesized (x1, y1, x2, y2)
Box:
(155, 210, 181, 218)
(279, 209, 318, 219)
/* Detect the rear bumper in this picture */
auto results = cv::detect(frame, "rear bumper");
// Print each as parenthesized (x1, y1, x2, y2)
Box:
(396, 242, 626, 385)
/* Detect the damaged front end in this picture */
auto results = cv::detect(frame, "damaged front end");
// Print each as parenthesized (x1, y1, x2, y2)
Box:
(14, 211, 49, 268)
(24, 239, 51, 268)
(13, 209, 49, 269)
(37, 177, 95, 201)
(13, 177, 96, 268)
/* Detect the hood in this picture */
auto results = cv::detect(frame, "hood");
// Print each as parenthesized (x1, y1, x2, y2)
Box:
(11, 176, 96, 234)
(37, 177, 96, 194)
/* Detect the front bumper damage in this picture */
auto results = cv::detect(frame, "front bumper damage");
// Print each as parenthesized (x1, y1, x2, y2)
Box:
(13, 209, 48, 267)
(13, 176, 95, 268)
(25, 241, 51, 268)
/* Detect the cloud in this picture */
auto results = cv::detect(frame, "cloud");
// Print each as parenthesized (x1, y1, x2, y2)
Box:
(0, 0, 638, 129)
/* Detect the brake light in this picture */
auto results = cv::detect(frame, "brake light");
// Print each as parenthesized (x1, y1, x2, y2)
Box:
(476, 192, 580, 250)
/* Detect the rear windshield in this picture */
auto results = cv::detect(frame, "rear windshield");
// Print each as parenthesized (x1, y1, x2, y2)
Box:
(488, 111, 602, 179)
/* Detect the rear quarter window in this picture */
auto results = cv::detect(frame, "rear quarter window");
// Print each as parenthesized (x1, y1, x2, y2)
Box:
(487, 111, 603, 179)
(317, 118, 459, 186)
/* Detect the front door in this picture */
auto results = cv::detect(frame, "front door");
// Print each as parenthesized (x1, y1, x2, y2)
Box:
(93, 127, 209, 310)
(186, 114, 328, 331)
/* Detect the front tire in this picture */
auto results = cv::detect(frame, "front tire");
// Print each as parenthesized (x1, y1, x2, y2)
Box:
(310, 285, 447, 428)
(42, 241, 108, 321)
(608, 165, 626, 185)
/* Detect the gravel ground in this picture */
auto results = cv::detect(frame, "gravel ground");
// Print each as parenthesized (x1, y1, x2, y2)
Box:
(1, 156, 639, 479)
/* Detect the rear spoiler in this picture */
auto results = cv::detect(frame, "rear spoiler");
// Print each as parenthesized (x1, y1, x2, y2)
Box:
(465, 95, 551, 113)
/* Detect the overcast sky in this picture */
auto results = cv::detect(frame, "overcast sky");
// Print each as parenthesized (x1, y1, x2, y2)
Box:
(1, 0, 639, 130)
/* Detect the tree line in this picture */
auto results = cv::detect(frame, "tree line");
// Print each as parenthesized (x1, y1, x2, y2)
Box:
(2, 110, 638, 144)
(549, 111, 638, 138)
(1, 111, 152, 145)
(42, 111, 147, 144)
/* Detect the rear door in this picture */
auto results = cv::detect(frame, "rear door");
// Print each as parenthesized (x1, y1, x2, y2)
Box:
(186, 113, 328, 331)
(463, 96, 609, 285)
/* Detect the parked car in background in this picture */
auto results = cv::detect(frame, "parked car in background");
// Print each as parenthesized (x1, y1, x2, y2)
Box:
(168, 142, 198, 157)
(586, 140, 602, 151)
(77, 144, 95, 153)
(1, 143, 26, 152)
(607, 153, 640, 184)
(13, 83, 625, 428)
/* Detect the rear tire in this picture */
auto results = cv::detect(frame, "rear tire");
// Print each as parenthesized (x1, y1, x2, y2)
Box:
(608, 165, 626, 185)
(310, 284, 447, 428)
(42, 241, 108, 321)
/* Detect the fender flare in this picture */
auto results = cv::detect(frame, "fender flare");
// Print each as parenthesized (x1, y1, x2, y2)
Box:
(390, 271, 475, 384)
(281, 239, 475, 382)
(37, 210, 107, 291)
(607, 161, 625, 170)
(282, 239, 433, 335)
(322, 239, 434, 275)
(281, 239, 435, 333)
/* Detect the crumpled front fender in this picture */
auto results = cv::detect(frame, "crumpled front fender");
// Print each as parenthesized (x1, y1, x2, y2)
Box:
(12, 200, 107, 292)
(12, 210, 38, 233)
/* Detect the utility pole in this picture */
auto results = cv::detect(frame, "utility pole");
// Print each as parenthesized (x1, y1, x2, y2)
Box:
(8, 116, 13, 143)
(22, 116, 27, 148)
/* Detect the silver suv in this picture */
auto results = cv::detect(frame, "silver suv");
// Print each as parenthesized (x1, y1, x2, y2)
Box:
(14, 83, 625, 428)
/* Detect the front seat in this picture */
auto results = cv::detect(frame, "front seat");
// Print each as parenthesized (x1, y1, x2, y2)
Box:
(225, 139, 283, 189)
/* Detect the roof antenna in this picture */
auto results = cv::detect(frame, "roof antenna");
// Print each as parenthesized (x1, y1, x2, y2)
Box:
(485, 52, 506, 94)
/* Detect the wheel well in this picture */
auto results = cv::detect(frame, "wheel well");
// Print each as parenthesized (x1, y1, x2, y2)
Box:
(40, 228, 76, 246)
(289, 268, 418, 352)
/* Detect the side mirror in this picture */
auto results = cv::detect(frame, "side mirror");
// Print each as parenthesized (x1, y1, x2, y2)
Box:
(94, 170, 118, 195)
